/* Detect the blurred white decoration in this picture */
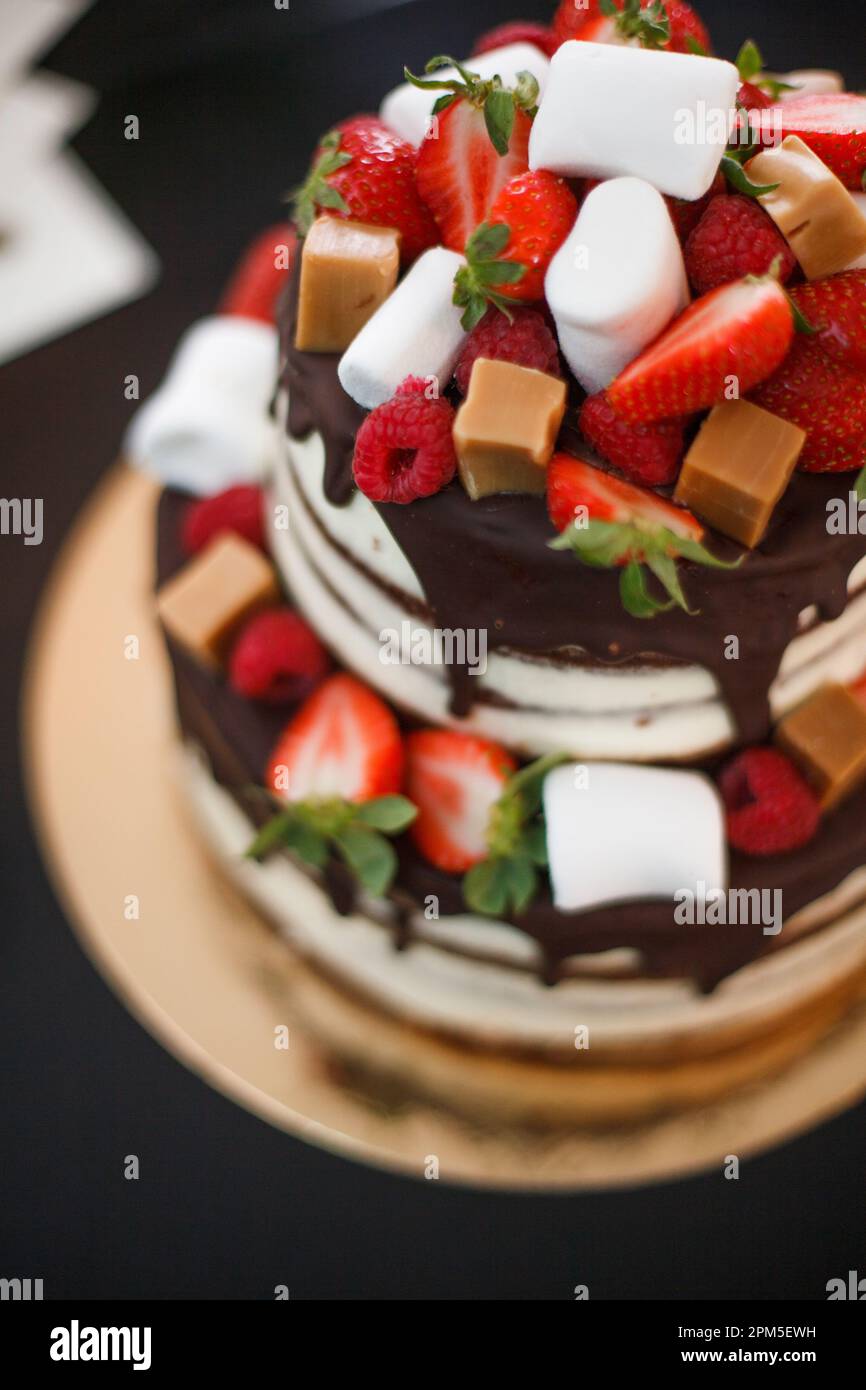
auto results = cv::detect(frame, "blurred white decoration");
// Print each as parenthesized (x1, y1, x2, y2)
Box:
(0, 0, 158, 364)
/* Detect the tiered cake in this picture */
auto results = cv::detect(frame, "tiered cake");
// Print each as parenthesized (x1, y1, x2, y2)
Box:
(133, 3, 866, 1121)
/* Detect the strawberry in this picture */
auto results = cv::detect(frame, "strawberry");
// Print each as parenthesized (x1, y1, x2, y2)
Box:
(266, 673, 403, 804)
(579, 391, 686, 486)
(471, 21, 557, 58)
(606, 276, 795, 424)
(787, 270, 866, 372)
(551, 0, 711, 55)
(749, 335, 866, 474)
(737, 80, 773, 112)
(756, 94, 866, 189)
(292, 116, 438, 264)
(546, 452, 737, 617)
(219, 224, 297, 323)
(452, 170, 577, 327)
(411, 58, 535, 254)
(405, 730, 516, 873)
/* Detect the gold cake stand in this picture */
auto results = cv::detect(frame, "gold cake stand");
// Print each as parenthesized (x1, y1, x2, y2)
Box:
(21, 465, 866, 1189)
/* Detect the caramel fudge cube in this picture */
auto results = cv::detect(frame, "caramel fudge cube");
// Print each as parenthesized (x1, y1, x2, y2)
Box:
(295, 216, 400, 353)
(776, 683, 866, 810)
(674, 400, 805, 548)
(745, 136, 866, 280)
(453, 358, 567, 500)
(156, 533, 279, 668)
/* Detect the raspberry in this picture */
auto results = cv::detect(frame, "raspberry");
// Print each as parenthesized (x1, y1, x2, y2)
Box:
(684, 195, 797, 296)
(182, 485, 266, 556)
(454, 307, 560, 395)
(579, 392, 685, 487)
(737, 80, 773, 111)
(353, 380, 457, 504)
(228, 608, 329, 704)
(471, 21, 557, 58)
(719, 748, 821, 857)
(666, 170, 726, 245)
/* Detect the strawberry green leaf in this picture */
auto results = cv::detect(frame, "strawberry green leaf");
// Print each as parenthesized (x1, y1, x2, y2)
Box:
(522, 821, 550, 868)
(333, 824, 398, 897)
(290, 131, 353, 235)
(736, 38, 764, 83)
(856, 465, 866, 503)
(721, 155, 779, 199)
(466, 221, 511, 260)
(484, 86, 515, 156)
(513, 70, 540, 114)
(246, 810, 330, 868)
(463, 857, 511, 917)
(645, 549, 696, 615)
(685, 33, 708, 56)
(355, 794, 418, 833)
(605, 0, 670, 50)
(505, 855, 538, 915)
(620, 560, 674, 618)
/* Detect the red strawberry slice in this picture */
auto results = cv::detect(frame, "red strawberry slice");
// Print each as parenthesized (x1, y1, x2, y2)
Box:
(787, 270, 866, 372)
(405, 730, 516, 873)
(547, 452, 703, 545)
(749, 335, 866, 473)
(607, 277, 794, 424)
(219, 224, 297, 323)
(415, 97, 532, 254)
(266, 674, 403, 804)
(737, 80, 774, 111)
(757, 94, 866, 189)
(551, 0, 711, 54)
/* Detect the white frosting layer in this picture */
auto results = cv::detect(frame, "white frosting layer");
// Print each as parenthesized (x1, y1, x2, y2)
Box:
(271, 422, 866, 761)
(181, 744, 866, 1057)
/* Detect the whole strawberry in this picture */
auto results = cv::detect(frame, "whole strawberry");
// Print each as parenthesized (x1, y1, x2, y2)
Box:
(684, 195, 796, 296)
(551, 0, 711, 55)
(453, 170, 578, 328)
(411, 57, 536, 254)
(292, 115, 438, 264)
(787, 270, 866, 372)
(471, 21, 557, 57)
(454, 306, 560, 394)
(749, 335, 866, 473)
(579, 392, 686, 486)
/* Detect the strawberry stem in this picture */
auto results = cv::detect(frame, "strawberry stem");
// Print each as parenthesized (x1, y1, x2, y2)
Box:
(463, 752, 569, 917)
(601, 0, 670, 49)
(405, 56, 538, 157)
(290, 130, 352, 236)
(551, 519, 742, 619)
(452, 221, 526, 329)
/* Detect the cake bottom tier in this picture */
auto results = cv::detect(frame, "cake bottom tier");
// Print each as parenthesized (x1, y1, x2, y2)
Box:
(178, 741, 866, 1121)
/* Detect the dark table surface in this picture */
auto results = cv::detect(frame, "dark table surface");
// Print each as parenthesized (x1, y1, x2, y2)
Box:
(2, 0, 865, 1300)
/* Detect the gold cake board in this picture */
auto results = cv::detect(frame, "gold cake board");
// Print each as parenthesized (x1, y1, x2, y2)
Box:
(22, 465, 866, 1190)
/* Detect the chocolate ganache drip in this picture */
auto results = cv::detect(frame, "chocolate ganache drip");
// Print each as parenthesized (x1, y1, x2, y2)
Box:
(278, 248, 866, 745)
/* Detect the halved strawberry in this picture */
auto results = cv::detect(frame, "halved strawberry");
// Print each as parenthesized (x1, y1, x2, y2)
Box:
(412, 59, 534, 254)
(749, 335, 866, 474)
(787, 270, 866, 372)
(756, 94, 866, 189)
(547, 452, 703, 543)
(405, 730, 516, 873)
(606, 276, 795, 424)
(266, 673, 403, 804)
(546, 453, 738, 618)
(219, 224, 297, 323)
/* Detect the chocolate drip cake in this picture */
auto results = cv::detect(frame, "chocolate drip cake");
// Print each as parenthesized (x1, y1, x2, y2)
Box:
(130, 6, 866, 1121)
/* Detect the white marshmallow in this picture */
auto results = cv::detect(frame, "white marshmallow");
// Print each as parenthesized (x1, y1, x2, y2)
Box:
(338, 247, 467, 409)
(773, 69, 845, 101)
(529, 41, 740, 201)
(125, 316, 278, 495)
(543, 762, 727, 914)
(380, 44, 550, 147)
(545, 177, 689, 395)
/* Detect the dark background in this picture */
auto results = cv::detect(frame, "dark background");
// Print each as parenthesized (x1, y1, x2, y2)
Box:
(2, 0, 865, 1300)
